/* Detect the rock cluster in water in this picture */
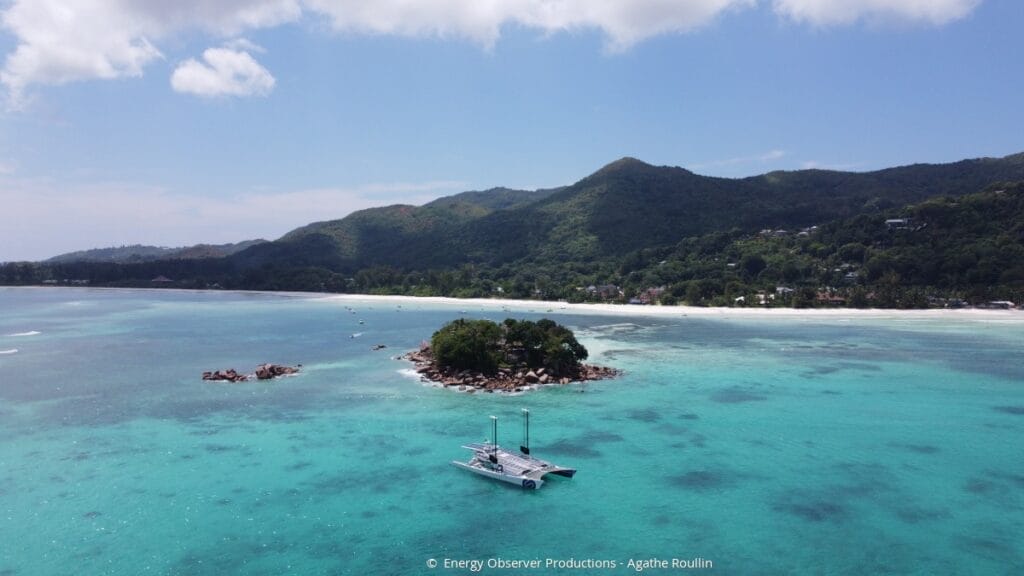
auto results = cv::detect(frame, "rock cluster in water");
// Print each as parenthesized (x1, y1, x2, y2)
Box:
(202, 363, 300, 383)
(403, 345, 618, 393)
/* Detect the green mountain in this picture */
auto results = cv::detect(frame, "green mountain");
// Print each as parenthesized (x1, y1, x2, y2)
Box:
(5, 152, 1024, 306)
(812, 181, 1024, 302)
(234, 187, 560, 270)
(47, 240, 266, 264)
(423, 186, 562, 213)
(242, 152, 1024, 272)
(642, 180, 1024, 307)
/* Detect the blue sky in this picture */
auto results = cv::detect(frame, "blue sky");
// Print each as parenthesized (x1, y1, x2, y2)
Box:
(1, 0, 1021, 261)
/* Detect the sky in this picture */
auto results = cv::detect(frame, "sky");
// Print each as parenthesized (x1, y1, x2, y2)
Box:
(1, 0, 1021, 261)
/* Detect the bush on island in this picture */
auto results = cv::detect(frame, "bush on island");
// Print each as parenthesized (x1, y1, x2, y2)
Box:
(430, 318, 588, 375)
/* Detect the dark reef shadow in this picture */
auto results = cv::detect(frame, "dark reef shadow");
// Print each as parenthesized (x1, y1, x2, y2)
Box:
(771, 461, 896, 525)
(955, 530, 1024, 567)
(626, 408, 662, 423)
(888, 442, 941, 455)
(543, 439, 602, 459)
(773, 495, 848, 523)
(710, 387, 767, 404)
(895, 505, 951, 524)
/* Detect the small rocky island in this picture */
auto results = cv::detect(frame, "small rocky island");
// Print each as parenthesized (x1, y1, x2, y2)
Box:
(202, 363, 300, 383)
(404, 318, 618, 392)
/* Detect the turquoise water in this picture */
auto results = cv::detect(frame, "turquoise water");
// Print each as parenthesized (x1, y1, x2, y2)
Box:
(1, 287, 1022, 575)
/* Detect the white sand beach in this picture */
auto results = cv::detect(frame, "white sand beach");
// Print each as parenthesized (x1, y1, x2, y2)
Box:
(321, 293, 1024, 324)
(9, 285, 1021, 324)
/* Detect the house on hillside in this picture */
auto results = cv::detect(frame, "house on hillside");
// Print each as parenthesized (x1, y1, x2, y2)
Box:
(885, 218, 912, 230)
(585, 284, 622, 300)
(637, 286, 666, 305)
(816, 290, 847, 306)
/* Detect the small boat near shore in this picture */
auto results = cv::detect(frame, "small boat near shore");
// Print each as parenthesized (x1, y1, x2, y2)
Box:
(453, 410, 576, 489)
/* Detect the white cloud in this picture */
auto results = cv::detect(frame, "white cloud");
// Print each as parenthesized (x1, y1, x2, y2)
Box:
(0, 177, 467, 261)
(0, 0, 986, 103)
(801, 159, 864, 170)
(303, 0, 757, 51)
(688, 149, 787, 172)
(0, 0, 299, 105)
(773, 0, 982, 26)
(223, 38, 267, 54)
(171, 47, 276, 98)
(0, 0, 161, 105)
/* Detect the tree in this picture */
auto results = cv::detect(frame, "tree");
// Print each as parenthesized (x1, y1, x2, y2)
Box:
(685, 282, 703, 306)
(791, 287, 816, 308)
(848, 287, 869, 308)
(781, 261, 802, 283)
(838, 243, 866, 263)
(535, 318, 588, 372)
(431, 319, 503, 374)
(741, 253, 767, 278)
(430, 318, 588, 376)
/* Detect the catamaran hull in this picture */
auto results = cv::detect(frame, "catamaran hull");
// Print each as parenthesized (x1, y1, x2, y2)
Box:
(452, 461, 544, 489)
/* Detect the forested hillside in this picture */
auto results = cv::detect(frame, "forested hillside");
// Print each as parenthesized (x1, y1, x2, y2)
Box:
(4, 154, 1023, 308)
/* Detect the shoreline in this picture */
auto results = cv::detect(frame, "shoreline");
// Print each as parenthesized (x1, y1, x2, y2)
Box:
(402, 345, 619, 394)
(4, 285, 1022, 323)
(319, 293, 1024, 323)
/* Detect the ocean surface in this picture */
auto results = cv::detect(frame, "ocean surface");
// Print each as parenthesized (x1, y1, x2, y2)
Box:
(1, 287, 1022, 575)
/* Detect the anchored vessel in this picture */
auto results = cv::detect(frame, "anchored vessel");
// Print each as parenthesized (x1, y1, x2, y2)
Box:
(452, 409, 577, 489)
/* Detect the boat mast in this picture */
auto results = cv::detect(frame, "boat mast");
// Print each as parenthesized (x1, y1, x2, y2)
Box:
(489, 415, 498, 463)
(520, 408, 530, 455)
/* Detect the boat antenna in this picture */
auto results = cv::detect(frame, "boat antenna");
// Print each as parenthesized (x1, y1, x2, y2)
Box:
(520, 408, 530, 455)
(489, 416, 498, 464)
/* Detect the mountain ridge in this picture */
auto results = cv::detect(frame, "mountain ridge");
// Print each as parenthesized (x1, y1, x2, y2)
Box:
(8, 151, 1023, 307)
(187, 151, 1024, 301)
(46, 240, 267, 264)
(42, 152, 1024, 266)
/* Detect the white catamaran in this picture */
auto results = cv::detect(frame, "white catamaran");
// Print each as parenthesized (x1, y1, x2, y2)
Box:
(452, 409, 576, 489)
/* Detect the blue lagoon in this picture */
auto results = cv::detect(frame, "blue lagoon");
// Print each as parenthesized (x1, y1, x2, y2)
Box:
(1, 287, 1022, 575)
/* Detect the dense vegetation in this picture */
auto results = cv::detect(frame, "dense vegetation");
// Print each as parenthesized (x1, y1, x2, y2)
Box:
(236, 153, 1024, 272)
(3, 154, 1024, 308)
(608, 181, 1024, 308)
(45, 240, 266, 264)
(430, 318, 588, 375)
